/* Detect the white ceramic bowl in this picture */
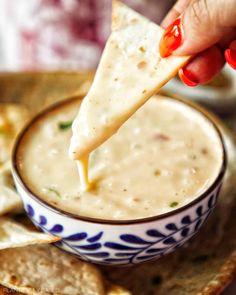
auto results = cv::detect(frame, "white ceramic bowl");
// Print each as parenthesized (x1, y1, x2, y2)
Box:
(12, 96, 227, 266)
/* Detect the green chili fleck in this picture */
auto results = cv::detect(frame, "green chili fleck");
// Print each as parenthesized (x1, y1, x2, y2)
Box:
(151, 275, 162, 285)
(190, 154, 197, 160)
(46, 187, 61, 198)
(58, 121, 72, 130)
(170, 201, 179, 208)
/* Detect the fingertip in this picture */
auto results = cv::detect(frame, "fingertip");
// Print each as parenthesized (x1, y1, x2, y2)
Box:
(178, 68, 199, 87)
(178, 45, 225, 86)
(159, 18, 183, 58)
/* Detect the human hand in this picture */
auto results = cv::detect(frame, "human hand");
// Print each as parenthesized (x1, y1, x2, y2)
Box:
(159, 0, 236, 86)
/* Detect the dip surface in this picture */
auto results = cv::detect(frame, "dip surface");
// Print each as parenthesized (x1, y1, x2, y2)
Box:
(17, 96, 223, 220)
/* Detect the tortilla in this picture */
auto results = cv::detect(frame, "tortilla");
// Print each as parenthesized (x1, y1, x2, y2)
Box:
(0, 284, 133, 295)
(0, 217, 130, 294)
(0, 277, 131, 295)
(0, 185, 22, 216)
(0, 244, 105, 295)
(0, 161, 23, 216)
(0, 103, 29, 214)
(0, 283, 132, 295)
(0, 161, 14, 187)
(0, 218, 60, 250)
(0, 104, 30, 166)
(69, 1, 190, 162)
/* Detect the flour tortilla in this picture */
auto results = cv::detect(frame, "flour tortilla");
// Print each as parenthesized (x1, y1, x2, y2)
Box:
(0, 218, 60, 250)
(69, 1, 190, 159)
(0, 244, 105, 295)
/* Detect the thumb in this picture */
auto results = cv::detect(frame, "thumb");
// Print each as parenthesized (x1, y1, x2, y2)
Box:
(160, 0, 236, 57)
(177, 0, 236, 55)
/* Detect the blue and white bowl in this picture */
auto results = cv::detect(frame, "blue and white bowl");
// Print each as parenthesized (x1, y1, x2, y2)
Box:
(12, 96, 227, 266)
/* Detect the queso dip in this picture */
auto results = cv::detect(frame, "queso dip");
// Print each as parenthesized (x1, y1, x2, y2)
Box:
(16, 96, 223, 220)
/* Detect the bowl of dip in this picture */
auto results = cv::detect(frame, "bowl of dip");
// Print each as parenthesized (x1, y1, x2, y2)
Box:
(12, 94, 226, 266)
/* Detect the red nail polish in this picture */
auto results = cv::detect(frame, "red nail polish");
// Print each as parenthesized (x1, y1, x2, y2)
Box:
(178, 68, 199, 87)
(224, 40, 236, 69)
(159, 18, 183, 58)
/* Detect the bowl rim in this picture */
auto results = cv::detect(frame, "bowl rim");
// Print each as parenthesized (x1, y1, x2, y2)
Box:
(12, 95, 227, 225)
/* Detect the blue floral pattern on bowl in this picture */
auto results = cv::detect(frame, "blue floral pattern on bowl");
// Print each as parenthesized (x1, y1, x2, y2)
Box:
(12, 176, 222, 266)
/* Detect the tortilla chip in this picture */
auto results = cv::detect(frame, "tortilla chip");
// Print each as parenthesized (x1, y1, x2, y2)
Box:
(0, 277, 132, 295)
(69, 1, 190, 159)
(0, 218, 59, 250)
(0, 160, 23, 215)
(0, 104, 30, 166)
(0, 161, 14, 187)
(0, 104, 29, 215)
(0, 185, 22, 216)
(0, 244, 105, 295)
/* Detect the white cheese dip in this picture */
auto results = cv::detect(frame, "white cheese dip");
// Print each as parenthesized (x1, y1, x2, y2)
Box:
(17, 96, 223, 220)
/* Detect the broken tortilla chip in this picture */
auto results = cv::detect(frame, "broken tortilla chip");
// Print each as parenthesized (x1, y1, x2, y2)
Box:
(0, 218, 59, 250)
(0, 185, 22, 216)
(0, 161, 14, 188)
(0, 244, 105, 295)
(0, 104, 30, 166)
(0, 161, 23, 216)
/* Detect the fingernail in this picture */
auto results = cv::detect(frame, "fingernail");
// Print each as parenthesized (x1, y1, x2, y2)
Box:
(224, 40, 236, 69)
(178, 68, 199, 87)
(159, 18, 183, 58)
